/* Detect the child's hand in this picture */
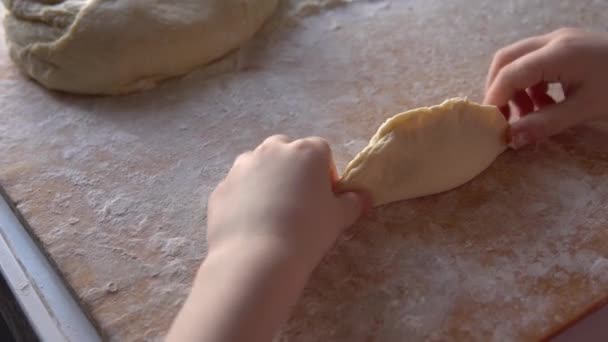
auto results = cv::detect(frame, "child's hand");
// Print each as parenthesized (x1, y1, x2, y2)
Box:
(167, 136, 366, 342)
(207, 135, 366, 271)
(484, 28, 608, 149)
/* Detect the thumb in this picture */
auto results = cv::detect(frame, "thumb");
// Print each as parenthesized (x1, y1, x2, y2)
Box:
(335, 191, 369, 227)
(508, 95, 584, 149)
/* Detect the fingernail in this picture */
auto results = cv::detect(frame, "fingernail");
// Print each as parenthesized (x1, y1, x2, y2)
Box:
(508, 132, 530, 149)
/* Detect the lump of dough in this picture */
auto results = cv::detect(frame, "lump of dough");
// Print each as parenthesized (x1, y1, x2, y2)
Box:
(338, 98, 508, 206)
(2, 0, 278, 94)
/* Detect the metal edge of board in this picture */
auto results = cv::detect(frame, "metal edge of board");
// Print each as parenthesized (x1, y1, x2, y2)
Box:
(0, 191, 101, 342)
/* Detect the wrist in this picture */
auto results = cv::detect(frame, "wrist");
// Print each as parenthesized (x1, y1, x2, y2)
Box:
(204, 235, 316, 278)
(172, 234, 314, 342)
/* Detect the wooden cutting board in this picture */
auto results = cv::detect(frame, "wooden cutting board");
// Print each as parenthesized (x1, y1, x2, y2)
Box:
(1, 0, 608, 340)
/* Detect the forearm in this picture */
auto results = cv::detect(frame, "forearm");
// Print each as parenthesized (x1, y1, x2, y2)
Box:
(166, 240, 311, 342)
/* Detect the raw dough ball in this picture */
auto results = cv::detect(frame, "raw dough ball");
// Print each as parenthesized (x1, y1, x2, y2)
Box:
(339, 98, 508, 206)
(2, 0, 278, 94)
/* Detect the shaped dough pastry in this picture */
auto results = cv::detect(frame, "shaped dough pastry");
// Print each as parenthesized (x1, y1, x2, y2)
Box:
(2, 0, 278, 94)
(338, 98, 508, 206)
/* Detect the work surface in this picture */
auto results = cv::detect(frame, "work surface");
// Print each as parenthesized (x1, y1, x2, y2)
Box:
(2, 0, 608, 340)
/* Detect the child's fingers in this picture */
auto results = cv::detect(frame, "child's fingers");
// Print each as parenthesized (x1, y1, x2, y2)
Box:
(232, 151, 253, 170)
(262, 134, 290, 146)
(486, 35, 550, 90)
(335, 191, 368, 227)
(329, 159, 340, 184)
(512, 90, 535, 116)
(291, 136, 338, 186)
(296, 136, 334, 168)
(529, 81, 549, 94)
(508, 93, 583, 149)
(484, 44, 565, 107)
(293, 137, 331, 161)
(528, 81, 556, 109)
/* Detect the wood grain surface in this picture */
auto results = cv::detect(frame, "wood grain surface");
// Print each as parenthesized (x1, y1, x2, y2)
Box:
(1, 0, 608, 340)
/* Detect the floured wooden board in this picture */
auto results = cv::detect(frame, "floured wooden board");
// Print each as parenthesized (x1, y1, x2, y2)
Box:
(1, 0, 608, 340)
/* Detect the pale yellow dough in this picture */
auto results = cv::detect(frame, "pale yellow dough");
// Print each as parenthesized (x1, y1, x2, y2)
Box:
(339, 98, 508, 206)
(2, 0, 278, 94)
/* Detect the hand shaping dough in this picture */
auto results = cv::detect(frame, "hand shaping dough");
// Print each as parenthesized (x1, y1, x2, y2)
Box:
(2, 0, 278, 94)
(338, 98, 508, 206)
